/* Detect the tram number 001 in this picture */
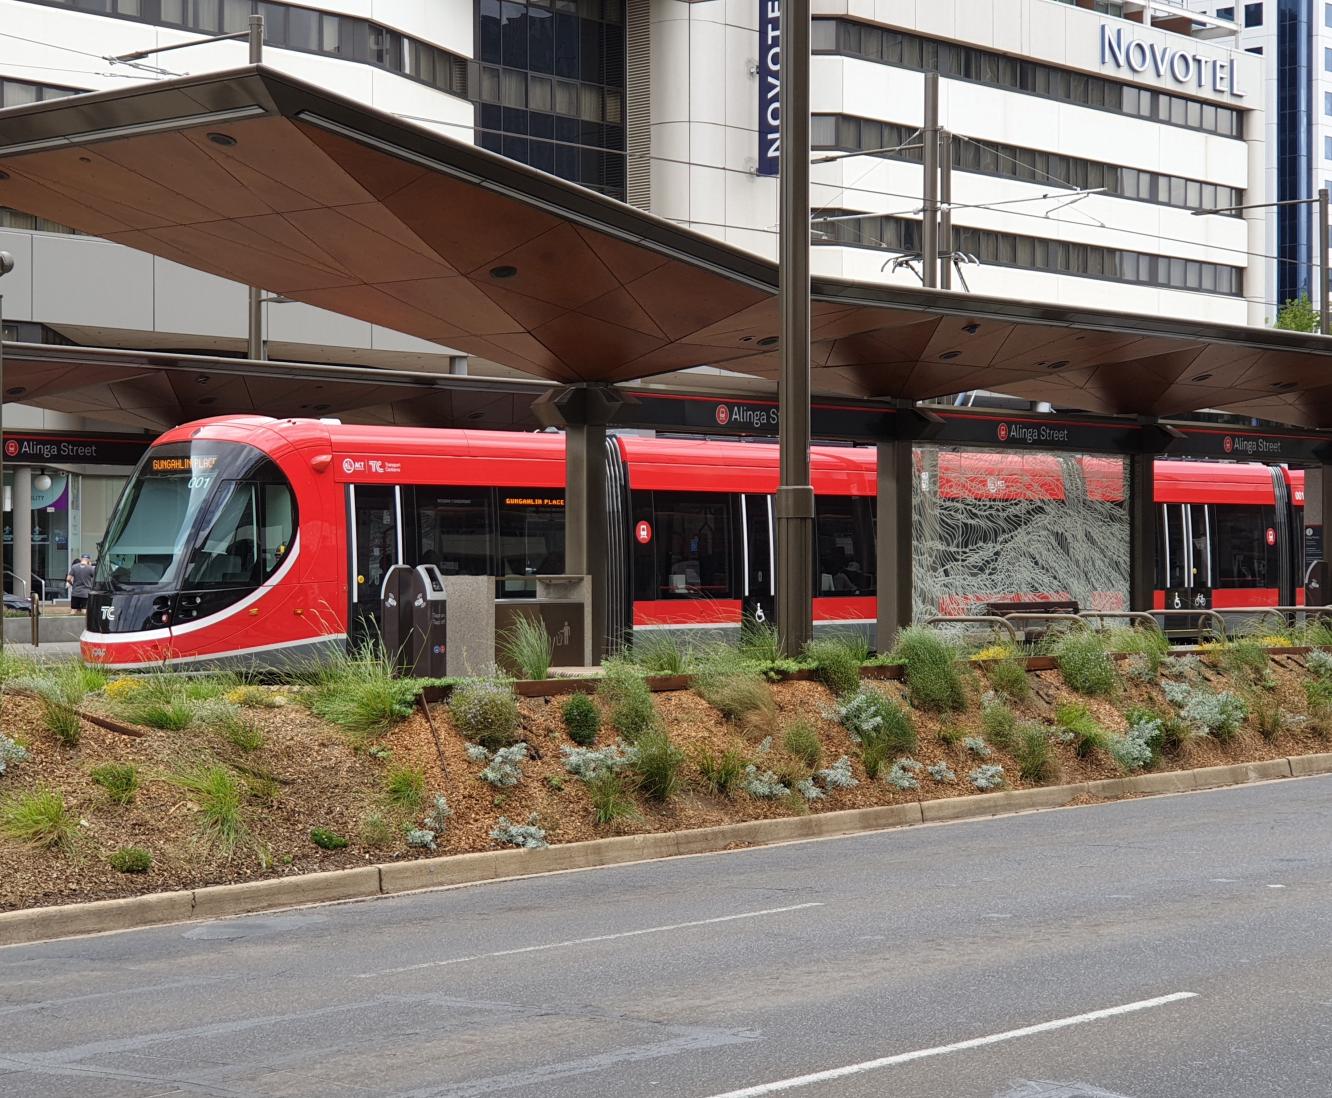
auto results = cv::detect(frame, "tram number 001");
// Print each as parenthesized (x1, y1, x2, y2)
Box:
(187, 476, 213, 490)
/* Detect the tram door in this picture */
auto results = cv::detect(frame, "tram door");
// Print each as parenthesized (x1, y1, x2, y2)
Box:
(349, 485, 400, 648)
(741, 493, 775, 627)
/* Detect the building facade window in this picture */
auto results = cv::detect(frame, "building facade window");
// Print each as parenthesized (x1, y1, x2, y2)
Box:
(1244, 2, 1263, 25)
(1048, 0, 1124, 13)
(815, 210, 1244, 297)
(14, 0, 469, 100)
(474, 1, 626, 200)
(1217, 5, 1235, 19)
(0, 78, 77, 108)
(812, 19, 1244, 139)
(812, 114, 1243, 215)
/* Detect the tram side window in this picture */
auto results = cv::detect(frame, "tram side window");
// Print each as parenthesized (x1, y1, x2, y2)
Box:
(412, 488, 491, 575)
(816, 496, 876, 595)
(649, 491, 734, 600)
(498, 490, 565, 576)
(1213, 504, 1276, 587)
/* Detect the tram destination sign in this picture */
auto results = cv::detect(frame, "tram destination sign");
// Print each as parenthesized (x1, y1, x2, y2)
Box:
(2, 432, 151, 466)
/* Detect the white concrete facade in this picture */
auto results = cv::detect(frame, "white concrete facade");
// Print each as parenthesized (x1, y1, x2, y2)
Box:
(650, 0, 1266, 325)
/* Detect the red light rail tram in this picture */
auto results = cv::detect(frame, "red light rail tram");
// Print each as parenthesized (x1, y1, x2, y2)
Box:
(80, 416, 1309, 668)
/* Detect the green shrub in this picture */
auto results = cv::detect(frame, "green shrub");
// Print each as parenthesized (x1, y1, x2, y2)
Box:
(0, 788, 76, 849)
(805, 634, 867, 697)
(587, 771, 637, 825)
(166, 765, 247, 854)
(980, 701, 1018, 750)
(692, 649, 777, 732)
(987, 654, 1030, 703)
(597, 659, 658, 742)
(1055, 702, 1111, 758)
(109, 846, 152, 873)
(1013, 723, 1060, 784)
(360, 812, 394, 848)
(500, 613, 553, 680)
(309, 659, 418, 743)
(631, 729, 685, 801)
(783, 719, 823, 770)
(891, 627, 966, 712)
(738, 619, 782, 663)
(1219, 637, 1270, 684)
(561, 692, 600, 746)
(89, 762, 139, 805)
(310, 827, 349, 850)
(1054, 632, 1118, 697)
(696, 744, 746, 796)
(632, 632, 694, 675)
(449, 678, 521, 751)
(1105, 626, 1169, 679)
(384, 765, 426, 811)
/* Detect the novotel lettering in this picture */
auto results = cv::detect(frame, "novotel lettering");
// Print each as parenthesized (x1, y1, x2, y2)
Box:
(757, 0, 781, 177)
(1100, 25, 1244, 99)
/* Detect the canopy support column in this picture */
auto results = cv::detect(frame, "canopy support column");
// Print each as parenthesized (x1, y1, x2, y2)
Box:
(11, 465, 30, 605)
(1128, 450, 1155, 613)
(533, 385, 627, 662)
(875, 437, 913, 652)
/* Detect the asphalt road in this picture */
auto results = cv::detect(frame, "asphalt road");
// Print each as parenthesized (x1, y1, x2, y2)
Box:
(3, 776, 1332, 1098)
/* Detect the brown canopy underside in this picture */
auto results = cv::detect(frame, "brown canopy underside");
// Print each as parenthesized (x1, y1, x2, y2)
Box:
(1, 67, 1330, 428)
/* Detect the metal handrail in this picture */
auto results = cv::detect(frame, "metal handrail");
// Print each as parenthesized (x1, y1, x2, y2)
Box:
(1000, 611, 1090, 632)
(1078, 611, 1162, 632)
(1147, 608, 1228, 639)
(3, 570, 26, 596)
(923, 615, 1019, 643)
(1249, 605, 1332, 633)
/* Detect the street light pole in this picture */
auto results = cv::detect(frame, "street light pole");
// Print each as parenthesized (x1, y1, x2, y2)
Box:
(246, 14, 265, 360)
(776, 0, 813, 658)
(0, 250, 12, 650)
(921, 73, 939, 289)
(1320, 187, 1329, 336)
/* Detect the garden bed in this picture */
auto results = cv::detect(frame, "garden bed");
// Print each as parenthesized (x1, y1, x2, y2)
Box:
(3, 629, 1332, 913)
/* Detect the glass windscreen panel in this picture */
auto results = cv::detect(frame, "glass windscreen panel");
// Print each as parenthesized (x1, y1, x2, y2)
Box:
(96, 444, 238, 590)
(182, 469, 295, 591)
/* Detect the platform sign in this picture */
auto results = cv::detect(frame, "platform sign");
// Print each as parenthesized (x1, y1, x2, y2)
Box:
(1164, 587, 1212, 611)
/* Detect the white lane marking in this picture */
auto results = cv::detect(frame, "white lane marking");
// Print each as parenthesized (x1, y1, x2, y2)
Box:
(1268, 884, 1287, 889)
(357, 902, 824, 977)
(698, 992, 1199, 1098)
(1210, 877, 1238, 883)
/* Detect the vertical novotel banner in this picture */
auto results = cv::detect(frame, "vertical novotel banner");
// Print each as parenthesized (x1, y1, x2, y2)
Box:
(758, 0, 781, 176)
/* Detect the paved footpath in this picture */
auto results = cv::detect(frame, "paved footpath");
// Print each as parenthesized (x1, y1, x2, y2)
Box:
(3, 776, 1332, 1098)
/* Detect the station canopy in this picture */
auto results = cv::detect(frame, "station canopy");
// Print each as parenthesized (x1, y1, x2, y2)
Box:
(2, 66, 1332, 429)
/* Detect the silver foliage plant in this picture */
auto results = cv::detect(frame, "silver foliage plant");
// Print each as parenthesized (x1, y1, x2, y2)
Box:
(0, 733, 28, 776)
(1162, 680, 1247, 737)
(464, 743, 490, 763)
(1308, 648, 1332, 679)
(561, 743, 631, 780)
(796, 777, 825, 801)
(490, 814, 548, 849)
(912, 445, 1130, 622)
(962, 735, 992, 757)
(968, 764, 1005, 791)
(927, 761, 956, 782)
(816, 755, 858, 790)
(479, 743, 528, 787)
(744, 764, 789, 798)
(887, 757, 923, 791)
(406, 829, 437, 851)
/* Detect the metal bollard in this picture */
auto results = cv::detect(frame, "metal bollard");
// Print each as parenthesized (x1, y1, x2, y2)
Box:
(30, 593, 39, 647)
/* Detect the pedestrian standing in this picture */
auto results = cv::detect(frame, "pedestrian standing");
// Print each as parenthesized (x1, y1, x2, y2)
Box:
(67, 553, 95, 616)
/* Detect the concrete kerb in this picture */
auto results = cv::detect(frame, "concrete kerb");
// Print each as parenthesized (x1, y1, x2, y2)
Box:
(7, 752, 1332, 948)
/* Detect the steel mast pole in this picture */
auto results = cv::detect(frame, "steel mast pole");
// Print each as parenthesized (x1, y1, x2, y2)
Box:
(921, 73, 939, 289)
(1320, 187, 1329, 335)
(776, 0, 813, 657)
(939, 129, 952, 290)
(246, 15, 266, 361)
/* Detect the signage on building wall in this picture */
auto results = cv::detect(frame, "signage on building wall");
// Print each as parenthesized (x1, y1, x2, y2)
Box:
(2, 433, 151, 466)
(758, 0, 781, 176)
(1099, 25, 1245, 98)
